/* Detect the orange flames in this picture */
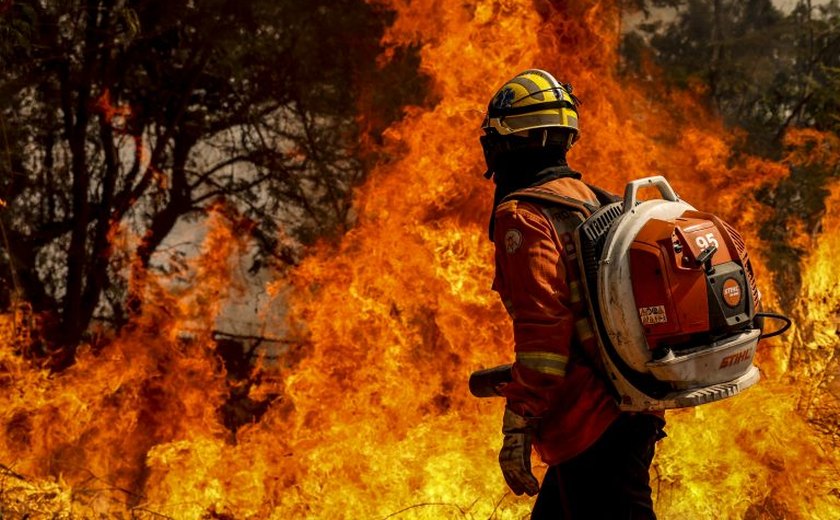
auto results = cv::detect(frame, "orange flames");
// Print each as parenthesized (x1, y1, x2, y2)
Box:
(1, 0, 839, 518)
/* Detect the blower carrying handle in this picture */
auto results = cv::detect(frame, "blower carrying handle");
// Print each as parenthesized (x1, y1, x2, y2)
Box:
(623, 176, 680, 214)
(469, 364, 513, 398)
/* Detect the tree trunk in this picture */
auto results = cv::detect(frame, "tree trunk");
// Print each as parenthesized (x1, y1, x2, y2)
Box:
(57, 0, 101, 365)
(136, 135, 194, 268)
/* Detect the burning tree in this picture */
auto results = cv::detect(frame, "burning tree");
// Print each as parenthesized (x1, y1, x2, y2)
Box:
(0, 0, 426, 364)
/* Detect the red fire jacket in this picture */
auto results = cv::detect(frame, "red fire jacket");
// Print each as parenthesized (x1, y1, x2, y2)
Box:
(492, 176, 621, 465)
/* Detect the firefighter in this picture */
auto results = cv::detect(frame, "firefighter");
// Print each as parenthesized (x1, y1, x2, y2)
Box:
(482, 69, 666, 519)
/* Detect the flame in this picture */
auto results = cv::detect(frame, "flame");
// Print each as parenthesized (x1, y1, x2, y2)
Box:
(0, 210, 245, 516)
(93, 90, 133, 133)
(1, 1, 839, 518)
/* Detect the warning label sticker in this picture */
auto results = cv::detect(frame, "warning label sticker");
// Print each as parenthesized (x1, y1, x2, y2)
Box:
(639, 305, 668, 325)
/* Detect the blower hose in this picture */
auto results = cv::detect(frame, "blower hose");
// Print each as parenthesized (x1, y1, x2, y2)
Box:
(756, 312, 792, 340)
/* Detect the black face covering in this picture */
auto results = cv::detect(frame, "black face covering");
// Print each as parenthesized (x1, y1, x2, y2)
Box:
(487, 146, 581, 240)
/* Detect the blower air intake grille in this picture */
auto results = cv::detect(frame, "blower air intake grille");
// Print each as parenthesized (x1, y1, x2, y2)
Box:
(582, 203, 624, 243)
(581, 202, 624, 279)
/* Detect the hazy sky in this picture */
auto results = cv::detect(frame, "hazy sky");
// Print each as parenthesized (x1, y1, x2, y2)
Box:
(623, 0, 832, 33)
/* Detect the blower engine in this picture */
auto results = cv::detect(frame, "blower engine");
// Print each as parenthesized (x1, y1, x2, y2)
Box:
(471, 176, 790, 411)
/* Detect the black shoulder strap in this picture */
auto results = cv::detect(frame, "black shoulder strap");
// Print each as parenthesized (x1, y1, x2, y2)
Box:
(502, 183, 620, 217)
(586, 183, 621, 206)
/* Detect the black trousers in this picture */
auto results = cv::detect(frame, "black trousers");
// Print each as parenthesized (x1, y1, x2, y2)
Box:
(531, 413, 665, 520)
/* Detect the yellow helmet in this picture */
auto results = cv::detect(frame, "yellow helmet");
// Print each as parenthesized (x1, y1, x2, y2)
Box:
(480, 70, 580, 179)
(482, 69, 580, 141)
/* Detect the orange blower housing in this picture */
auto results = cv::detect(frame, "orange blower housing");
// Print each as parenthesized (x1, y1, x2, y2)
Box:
(629, 211, 759, 358)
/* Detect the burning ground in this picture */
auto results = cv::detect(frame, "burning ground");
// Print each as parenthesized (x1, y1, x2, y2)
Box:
(1, 0, 839, 518)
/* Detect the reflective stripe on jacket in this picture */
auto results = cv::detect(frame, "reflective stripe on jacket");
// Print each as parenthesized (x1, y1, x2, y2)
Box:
(492, 176, 621, 465)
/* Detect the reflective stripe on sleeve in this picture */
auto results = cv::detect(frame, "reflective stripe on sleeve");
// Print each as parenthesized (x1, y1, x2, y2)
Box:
(569, 280, 582, 304)
(516, 351, 568, 376)
(575, 317, 594, 341)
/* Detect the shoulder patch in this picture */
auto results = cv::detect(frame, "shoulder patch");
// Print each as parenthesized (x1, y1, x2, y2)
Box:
(504, 228, 524, 254)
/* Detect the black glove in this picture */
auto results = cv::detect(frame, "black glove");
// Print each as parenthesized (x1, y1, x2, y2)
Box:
(499, 407, 540, 496)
